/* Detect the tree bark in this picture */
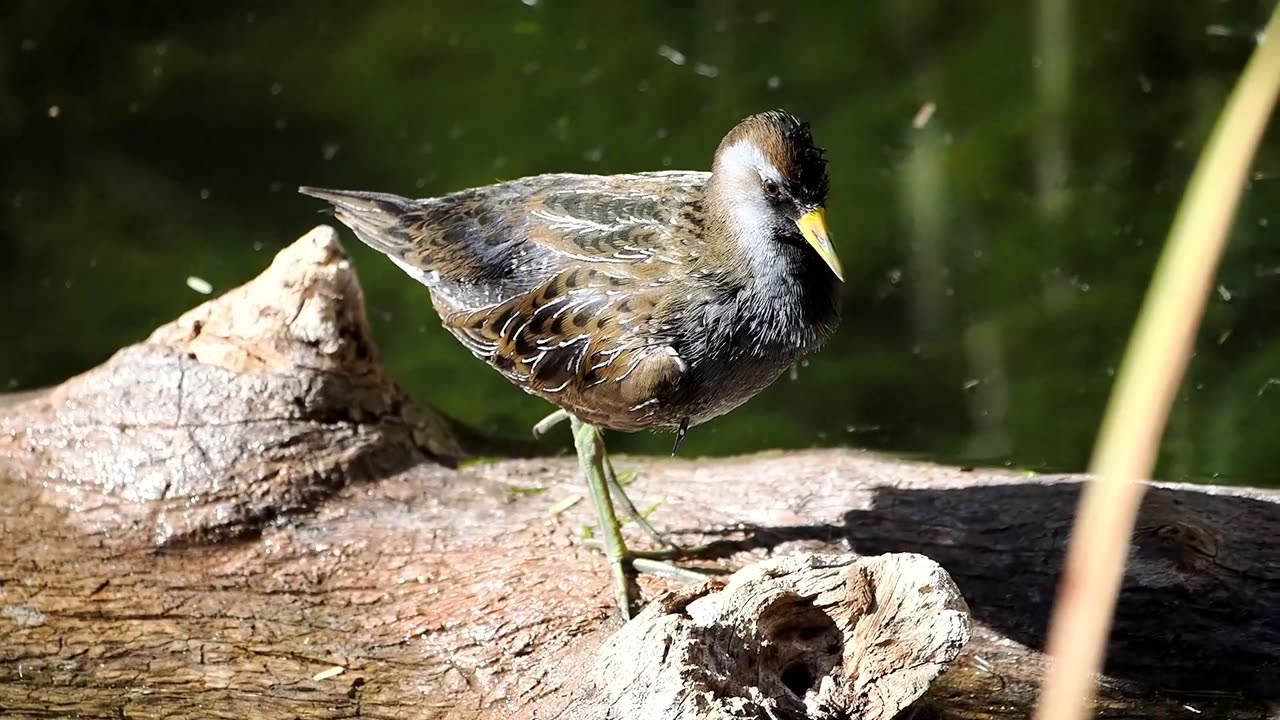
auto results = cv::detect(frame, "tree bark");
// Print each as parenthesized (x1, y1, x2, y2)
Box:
(0, 228, 1275, 719)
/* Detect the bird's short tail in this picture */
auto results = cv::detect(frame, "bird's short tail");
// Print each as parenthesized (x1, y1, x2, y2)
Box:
(298, 186, 421, 256)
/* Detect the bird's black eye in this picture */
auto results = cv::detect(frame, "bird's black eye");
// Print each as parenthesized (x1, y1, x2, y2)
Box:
(762, 178, 782, 200)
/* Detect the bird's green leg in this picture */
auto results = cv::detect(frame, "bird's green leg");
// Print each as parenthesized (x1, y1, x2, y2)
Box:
(601, 454, 680, 550)
(569, 415, 639, 619)
(537, 408, 678, 550)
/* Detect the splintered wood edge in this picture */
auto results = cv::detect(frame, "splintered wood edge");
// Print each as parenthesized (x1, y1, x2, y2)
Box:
(559, 552, 971, 720)
(145, 224, 371, 375)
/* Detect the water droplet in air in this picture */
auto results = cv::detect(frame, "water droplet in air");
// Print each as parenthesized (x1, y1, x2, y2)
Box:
(186, 276, 213, 295)
(657, 45, 686, 65)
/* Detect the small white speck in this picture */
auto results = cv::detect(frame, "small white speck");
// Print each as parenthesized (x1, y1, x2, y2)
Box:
(311, 666, 345, 682)
(199, 188, 211, 200)
(270, 81, 283, 95)
(322, 142, 340, 160)
(694, 63, 719, 78)
(913, 102, 937, 129)
(186, 276, 213, 295)
(47, 105, 60, 118)
(657, 45, 686, 65)
(1217, 285, 1232, 302)
(766, 75, 781, 90)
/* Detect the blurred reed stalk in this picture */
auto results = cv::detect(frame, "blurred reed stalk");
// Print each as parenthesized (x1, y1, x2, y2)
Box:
(1034, 6, 1280, 720)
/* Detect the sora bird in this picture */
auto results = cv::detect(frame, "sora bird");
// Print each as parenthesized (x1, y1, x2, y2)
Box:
(300, 109, 842, 618)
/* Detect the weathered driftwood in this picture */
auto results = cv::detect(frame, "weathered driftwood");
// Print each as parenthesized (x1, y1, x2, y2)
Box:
(547, 553, 970, 720)
(0, 228, 1276, 719)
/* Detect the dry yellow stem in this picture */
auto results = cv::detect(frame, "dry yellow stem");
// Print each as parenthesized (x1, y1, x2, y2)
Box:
(1034, 7, 1280, 720)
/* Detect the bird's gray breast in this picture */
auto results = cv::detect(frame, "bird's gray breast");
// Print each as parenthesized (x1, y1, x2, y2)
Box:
(664, 281, 832, 426)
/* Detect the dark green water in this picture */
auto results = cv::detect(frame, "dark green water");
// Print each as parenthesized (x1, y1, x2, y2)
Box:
(2, 2, 1278, 483)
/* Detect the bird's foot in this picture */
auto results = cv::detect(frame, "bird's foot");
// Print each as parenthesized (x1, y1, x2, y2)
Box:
(541, 407, 682, 551)
(569, 415, 711, 619)
(602, 456, 682, 552)
(570, 415, 640, 618)
(627, 543, 720, 562)
(630, 557, 710, 584)
(581, 539, 711, 584)
(532, 409, 570, 438)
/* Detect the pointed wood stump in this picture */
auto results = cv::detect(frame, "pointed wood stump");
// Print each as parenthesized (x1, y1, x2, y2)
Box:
(1, 227, 1276, 719)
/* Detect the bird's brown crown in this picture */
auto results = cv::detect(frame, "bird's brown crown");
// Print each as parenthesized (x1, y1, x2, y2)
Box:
(715, 110, 830, 208)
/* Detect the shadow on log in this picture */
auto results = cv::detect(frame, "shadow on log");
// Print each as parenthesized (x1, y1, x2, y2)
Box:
(0, 228, 1276, 719)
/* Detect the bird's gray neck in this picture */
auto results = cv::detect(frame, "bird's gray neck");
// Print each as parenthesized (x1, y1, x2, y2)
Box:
(728, 233, 841, 356)
(701, 175, 841, 353)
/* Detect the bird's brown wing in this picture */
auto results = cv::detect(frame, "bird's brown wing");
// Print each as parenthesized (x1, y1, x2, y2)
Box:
(300, 172, 708, 306)
(300, 174, 710, 427)
(439, 262, 692, 422)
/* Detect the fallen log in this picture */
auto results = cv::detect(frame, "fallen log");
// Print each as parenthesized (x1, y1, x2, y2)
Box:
(0, 228, 1275, 719)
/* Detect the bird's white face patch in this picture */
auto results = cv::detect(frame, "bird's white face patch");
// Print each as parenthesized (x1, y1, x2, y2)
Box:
(718, 140, 786, 254)
(719, 140, 785, 189)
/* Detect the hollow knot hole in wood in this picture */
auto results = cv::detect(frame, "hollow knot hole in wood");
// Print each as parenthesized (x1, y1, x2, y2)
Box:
(754, 592, 844, 707)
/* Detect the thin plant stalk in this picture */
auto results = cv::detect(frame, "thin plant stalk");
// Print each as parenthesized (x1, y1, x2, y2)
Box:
(1034, 7, 1280, 720)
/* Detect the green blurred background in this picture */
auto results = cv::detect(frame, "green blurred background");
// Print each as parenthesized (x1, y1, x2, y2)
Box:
(2, 1, 1278, 483)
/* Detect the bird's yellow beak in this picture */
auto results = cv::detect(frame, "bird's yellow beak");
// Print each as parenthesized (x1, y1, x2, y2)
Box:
(796, 208, 843, 282)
